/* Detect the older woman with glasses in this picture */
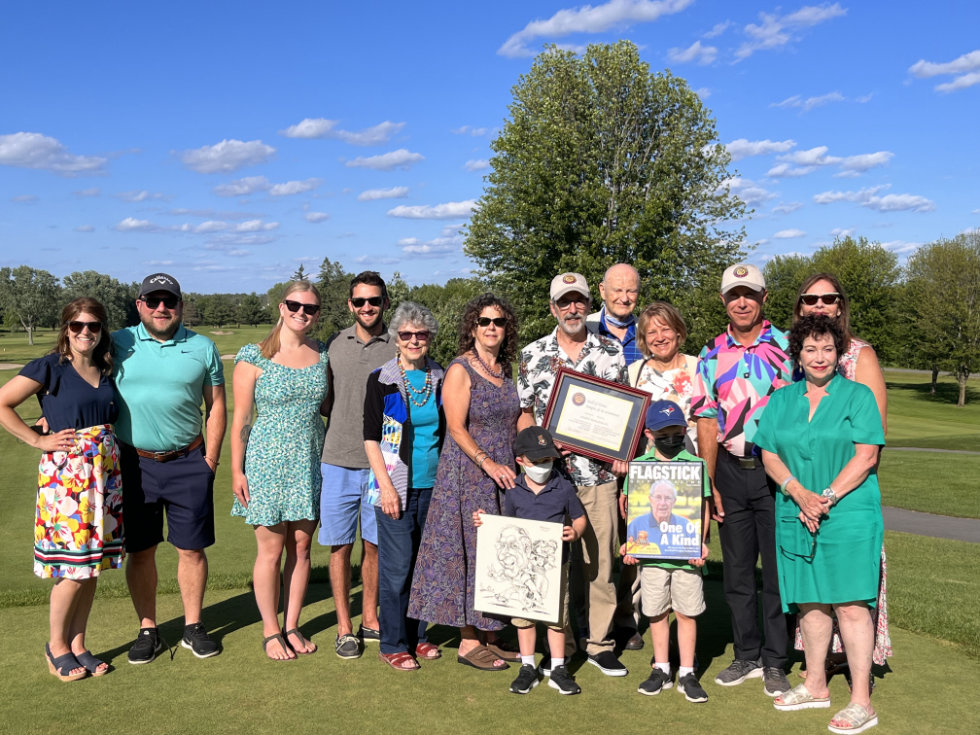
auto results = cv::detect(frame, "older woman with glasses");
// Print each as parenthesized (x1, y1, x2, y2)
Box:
(754, 315, 884, 734)
(0, 297, 123, 680)
(231, 280, 328, 660)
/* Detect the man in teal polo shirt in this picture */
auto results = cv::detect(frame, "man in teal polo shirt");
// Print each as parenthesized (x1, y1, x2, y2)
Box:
(113, 273, 226, 664)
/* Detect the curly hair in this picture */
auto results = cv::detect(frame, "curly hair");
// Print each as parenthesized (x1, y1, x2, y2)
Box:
(458, 293, 518, 365)
(788, 314, 847, 365)
(636, 302, 687, 359)
(55, 297, 113, 375)
(794, 272, 853, 341)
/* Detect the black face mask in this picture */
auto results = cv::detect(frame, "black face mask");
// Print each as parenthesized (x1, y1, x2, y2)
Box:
(653, 434, 685, 458)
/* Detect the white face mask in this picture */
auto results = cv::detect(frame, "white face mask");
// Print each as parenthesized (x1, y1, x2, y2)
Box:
(523, 461, 553, 484)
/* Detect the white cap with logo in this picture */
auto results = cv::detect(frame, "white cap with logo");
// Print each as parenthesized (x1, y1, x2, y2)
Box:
(720, 263, 765, 295)
(550, 272, 590, 301)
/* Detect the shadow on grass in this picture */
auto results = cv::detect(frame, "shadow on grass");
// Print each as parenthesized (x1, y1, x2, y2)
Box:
(887, 380, 979, 405)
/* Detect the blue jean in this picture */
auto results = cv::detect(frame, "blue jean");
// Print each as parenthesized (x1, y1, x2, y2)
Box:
(375, 487, 432, 654)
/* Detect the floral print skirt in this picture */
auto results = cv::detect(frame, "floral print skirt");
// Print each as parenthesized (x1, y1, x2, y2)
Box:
(34, 424, 124, 579)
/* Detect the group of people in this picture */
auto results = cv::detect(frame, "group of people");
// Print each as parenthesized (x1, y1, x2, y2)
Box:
(1, 262, 889, 733)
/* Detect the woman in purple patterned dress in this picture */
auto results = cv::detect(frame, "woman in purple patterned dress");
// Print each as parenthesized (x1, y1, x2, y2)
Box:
(408, 294, 521, 671)
(793, 273, 892, 685)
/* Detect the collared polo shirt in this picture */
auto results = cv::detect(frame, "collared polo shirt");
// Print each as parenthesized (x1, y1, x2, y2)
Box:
(690, 320, 792, 457)
(112, 323, 224, 452)
(321, 324, 396, 468)
(587, 306, 642, 365)
(504, 472, 585, 563)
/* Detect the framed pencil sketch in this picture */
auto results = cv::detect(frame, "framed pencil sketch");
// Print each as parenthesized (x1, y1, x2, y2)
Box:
(474, 514, 564, 624)
(624, 460, 704, 561)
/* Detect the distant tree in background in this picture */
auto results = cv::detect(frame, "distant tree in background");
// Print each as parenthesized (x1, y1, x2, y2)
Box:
(407, 277, 485, 367)
(465, 40, 746, 343)
(236, 293, 269, 327)
(0, 266, 61, 344)
(315, 257, 353, 341)
(62, 270, 137, 329)
(761, 254, 813, 330)
(292, 264, 309, 281)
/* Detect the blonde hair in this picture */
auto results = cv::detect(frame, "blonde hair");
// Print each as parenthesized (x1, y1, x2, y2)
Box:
(258, 280, 321, 359)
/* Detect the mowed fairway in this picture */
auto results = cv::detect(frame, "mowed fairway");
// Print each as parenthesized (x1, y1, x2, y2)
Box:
(0, 328, 977, 734)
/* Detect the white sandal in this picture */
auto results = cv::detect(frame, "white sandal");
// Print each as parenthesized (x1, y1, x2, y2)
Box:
(828, 702, 878, 734)
(774, 683, 831, 711)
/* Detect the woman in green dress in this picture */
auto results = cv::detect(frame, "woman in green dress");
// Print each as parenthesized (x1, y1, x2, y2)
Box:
(754, 315, 883, 734)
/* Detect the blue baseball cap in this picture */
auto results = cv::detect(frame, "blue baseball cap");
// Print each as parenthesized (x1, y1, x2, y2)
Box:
(645, 400, 688, 431)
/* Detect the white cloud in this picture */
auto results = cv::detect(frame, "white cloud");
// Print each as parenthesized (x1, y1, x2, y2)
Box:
(0, 132, 106, 175)
(703, 20, 731, 38)
(693, 87, 711, 98)
(178, 139, 275, 174)
(813, 185, 935, 213)
(838, 151, 893, 173)
(305, 212, 330, 223)
(345, 148, 425, 171)
(498, 0, 694, 58)
(717, 177, 776, 206)
(74, 224, 95, 233)
(280, 118, 405, 145)
(354, 255, 401, 265)
(269, 178, 321, 196)
(113, 216, 280, 234)
(736, 3, 846, 60)
(464, 159, 491, 172)
(11, 194, 38, 204)
(194, 221, 228, 233)
(116, 190, 167, 202)
(236, 219, 279, 232)
(771, 91, 845, 112)
(780, 145, 840, 166)
(451, 125, 489, 136)
(667, 40, 717, 65)
(773, 228, 806, 239)
(726, 138, 796, 161)
(114, 217, 158, 232)
(767, 163, 814, 178)
(399, 235, 462, 257)
(357, 186, 410, 201)
(909, 49, 980, 93)
(213, 176, 271, 197)
(279, 118, 338, 138)
(74, 187, 100, 197)
(830, 227, 854, 238)
(772, 201, 803, 214)
(387, 200, 477, 219)
(880, 240, 922, 254)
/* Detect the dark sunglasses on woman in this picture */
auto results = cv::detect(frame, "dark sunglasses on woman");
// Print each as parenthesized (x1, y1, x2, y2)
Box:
(68, 320, 103, 334)
(799, 293, 840, 306)
(284, 300, 321, 316)
(477, 317, 508, 327)
(350, 296, 384, 307)
(397, 330, 430, 342)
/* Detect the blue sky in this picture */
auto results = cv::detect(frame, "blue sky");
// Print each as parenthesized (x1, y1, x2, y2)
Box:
(1, 1, 977, 294)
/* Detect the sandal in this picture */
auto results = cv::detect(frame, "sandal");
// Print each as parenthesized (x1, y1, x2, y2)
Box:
(284, 628, 317, 655)
(45, 643, 87, 682)
(262, 632, 296, 661)
(485, 641, 521, 662)
(379, 651, 420, 671)
(457, 644, 509, 671)
(415, 641, 442, 660)
(774, 683, 831, 711)
(75, 650, 111, 676)
(828, 702, 878, 734)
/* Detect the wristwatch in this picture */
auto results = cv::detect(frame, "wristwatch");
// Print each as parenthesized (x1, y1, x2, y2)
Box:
(821, 487, 838, 506)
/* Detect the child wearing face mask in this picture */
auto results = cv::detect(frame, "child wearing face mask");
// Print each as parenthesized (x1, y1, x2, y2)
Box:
(620, 399, 711, 703)
(473, 426, 586, 696)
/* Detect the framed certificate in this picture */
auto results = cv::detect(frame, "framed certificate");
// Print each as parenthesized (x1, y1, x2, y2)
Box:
(541, 367, 650, 463)
(624, 460, 705, 560)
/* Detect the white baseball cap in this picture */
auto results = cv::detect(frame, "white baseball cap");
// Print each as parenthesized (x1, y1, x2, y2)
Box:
(720, 263, 765, 295)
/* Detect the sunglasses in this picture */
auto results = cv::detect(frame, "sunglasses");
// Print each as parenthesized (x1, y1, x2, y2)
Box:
(477, 317, 508, 327)
(142, 295, 180, 310)
(397, 330, 430, 342)
(68, 320, 103, 334)
(799, 293, 840, 306)
(284, 300, 320, 316)
(350, 296, 384, 308)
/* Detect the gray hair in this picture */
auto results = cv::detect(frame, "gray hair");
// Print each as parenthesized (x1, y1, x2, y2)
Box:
(388, 301, 439, 336)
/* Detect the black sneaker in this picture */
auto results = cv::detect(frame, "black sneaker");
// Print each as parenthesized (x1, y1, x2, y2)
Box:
(335, 633, 363, 659)
(714, 658, 763, 686)
(763, 666, 791, 697)
(587, 651, 628, 677)
(128, 627, 165, 665)
(181, 622, 220, 658)
(678, 672, 708, 703)
(538, 656, 552, 676)
(637, 668, 673, 696)
(548, 665, 581, 695)
(509, 664, 540, 694)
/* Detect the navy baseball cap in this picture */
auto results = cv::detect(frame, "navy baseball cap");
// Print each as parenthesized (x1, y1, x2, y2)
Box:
(139, 272, 182, 299)
(645, 400, 688, 431)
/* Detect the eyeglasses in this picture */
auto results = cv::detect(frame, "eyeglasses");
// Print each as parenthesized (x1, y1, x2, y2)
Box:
(284, 300, 320, 316)
(477, 317, 508, 327)
(397, 330, 430, 342)
(554, 295, 587, 310)
(68, 320, 103, 334)
(799, 293, 840, 306)
(350, 296, 384, 308)
(142, 295, 180, 310)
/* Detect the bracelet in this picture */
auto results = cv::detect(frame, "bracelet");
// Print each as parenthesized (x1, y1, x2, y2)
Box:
(478, 456, 490, 471)
(821, 486, 838, 506)
(474, 450, 487, 464)
(779, 476, 795, 495)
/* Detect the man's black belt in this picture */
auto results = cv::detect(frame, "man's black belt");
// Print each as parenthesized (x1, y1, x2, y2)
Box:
(722, 445, 761, 470)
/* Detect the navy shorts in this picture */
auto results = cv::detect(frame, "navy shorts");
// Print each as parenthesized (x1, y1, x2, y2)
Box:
(120, 442, 216, 553)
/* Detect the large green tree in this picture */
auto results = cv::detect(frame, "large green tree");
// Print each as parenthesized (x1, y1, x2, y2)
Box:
(465, 40, 745, 341)
(0, 266, 62, 344)
(315, 257, 354, 341)
(903, 233, 980, 406)
(61, 270, 138, 329)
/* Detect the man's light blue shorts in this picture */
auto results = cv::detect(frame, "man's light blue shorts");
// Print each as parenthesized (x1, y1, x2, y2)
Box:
(317, 464, 378, 546)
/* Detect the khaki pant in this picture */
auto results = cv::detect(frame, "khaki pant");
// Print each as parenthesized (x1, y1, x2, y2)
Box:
(575, 480, 620, 655)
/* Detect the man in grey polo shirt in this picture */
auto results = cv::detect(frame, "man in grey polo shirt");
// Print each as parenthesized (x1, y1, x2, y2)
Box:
(318, 271, 396, 659)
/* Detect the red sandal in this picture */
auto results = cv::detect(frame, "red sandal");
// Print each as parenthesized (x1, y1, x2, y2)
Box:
(379, 651, 420, 671)
(415, 642, 442, 660)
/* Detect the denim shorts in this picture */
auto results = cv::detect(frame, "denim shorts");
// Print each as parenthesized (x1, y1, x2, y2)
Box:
(317, 464, 378, 546)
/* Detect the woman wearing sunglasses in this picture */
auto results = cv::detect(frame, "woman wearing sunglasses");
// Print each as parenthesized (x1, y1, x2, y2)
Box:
(362, 302, 445, 670)
(0, 297, 123, 680)
(409, 293, 521, 671)
(793, 273, 892, 690)
(754, 315, 884, 734)
(230, 280, 329, 660)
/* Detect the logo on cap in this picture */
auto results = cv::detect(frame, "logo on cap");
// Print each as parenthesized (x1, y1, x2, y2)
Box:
(563, 274, 577, 284)
(733, 266, 749, 278)
(660, 406, 675, 416)
(149, 275, 174, 285)
(537, 435, 547, 446)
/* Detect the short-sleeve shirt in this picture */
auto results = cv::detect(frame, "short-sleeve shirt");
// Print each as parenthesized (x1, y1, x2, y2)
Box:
(112, 323, 224, 451)
(19, 352, 118, 432)
(690, 320, 792, 457)
(504, 471, 585, 563)
(321, 325, 397, 468)
(518, 327, 628, 486)
(587, 307, 642, 365)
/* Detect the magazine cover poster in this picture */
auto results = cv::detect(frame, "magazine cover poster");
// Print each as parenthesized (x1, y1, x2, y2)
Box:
(474, 514, 564, 624)
(625, 460, 703, 560)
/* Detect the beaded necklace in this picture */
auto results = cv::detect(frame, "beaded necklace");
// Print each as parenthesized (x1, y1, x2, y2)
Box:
(471, 349, 505, 379)
(399, 360, 433, 407)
